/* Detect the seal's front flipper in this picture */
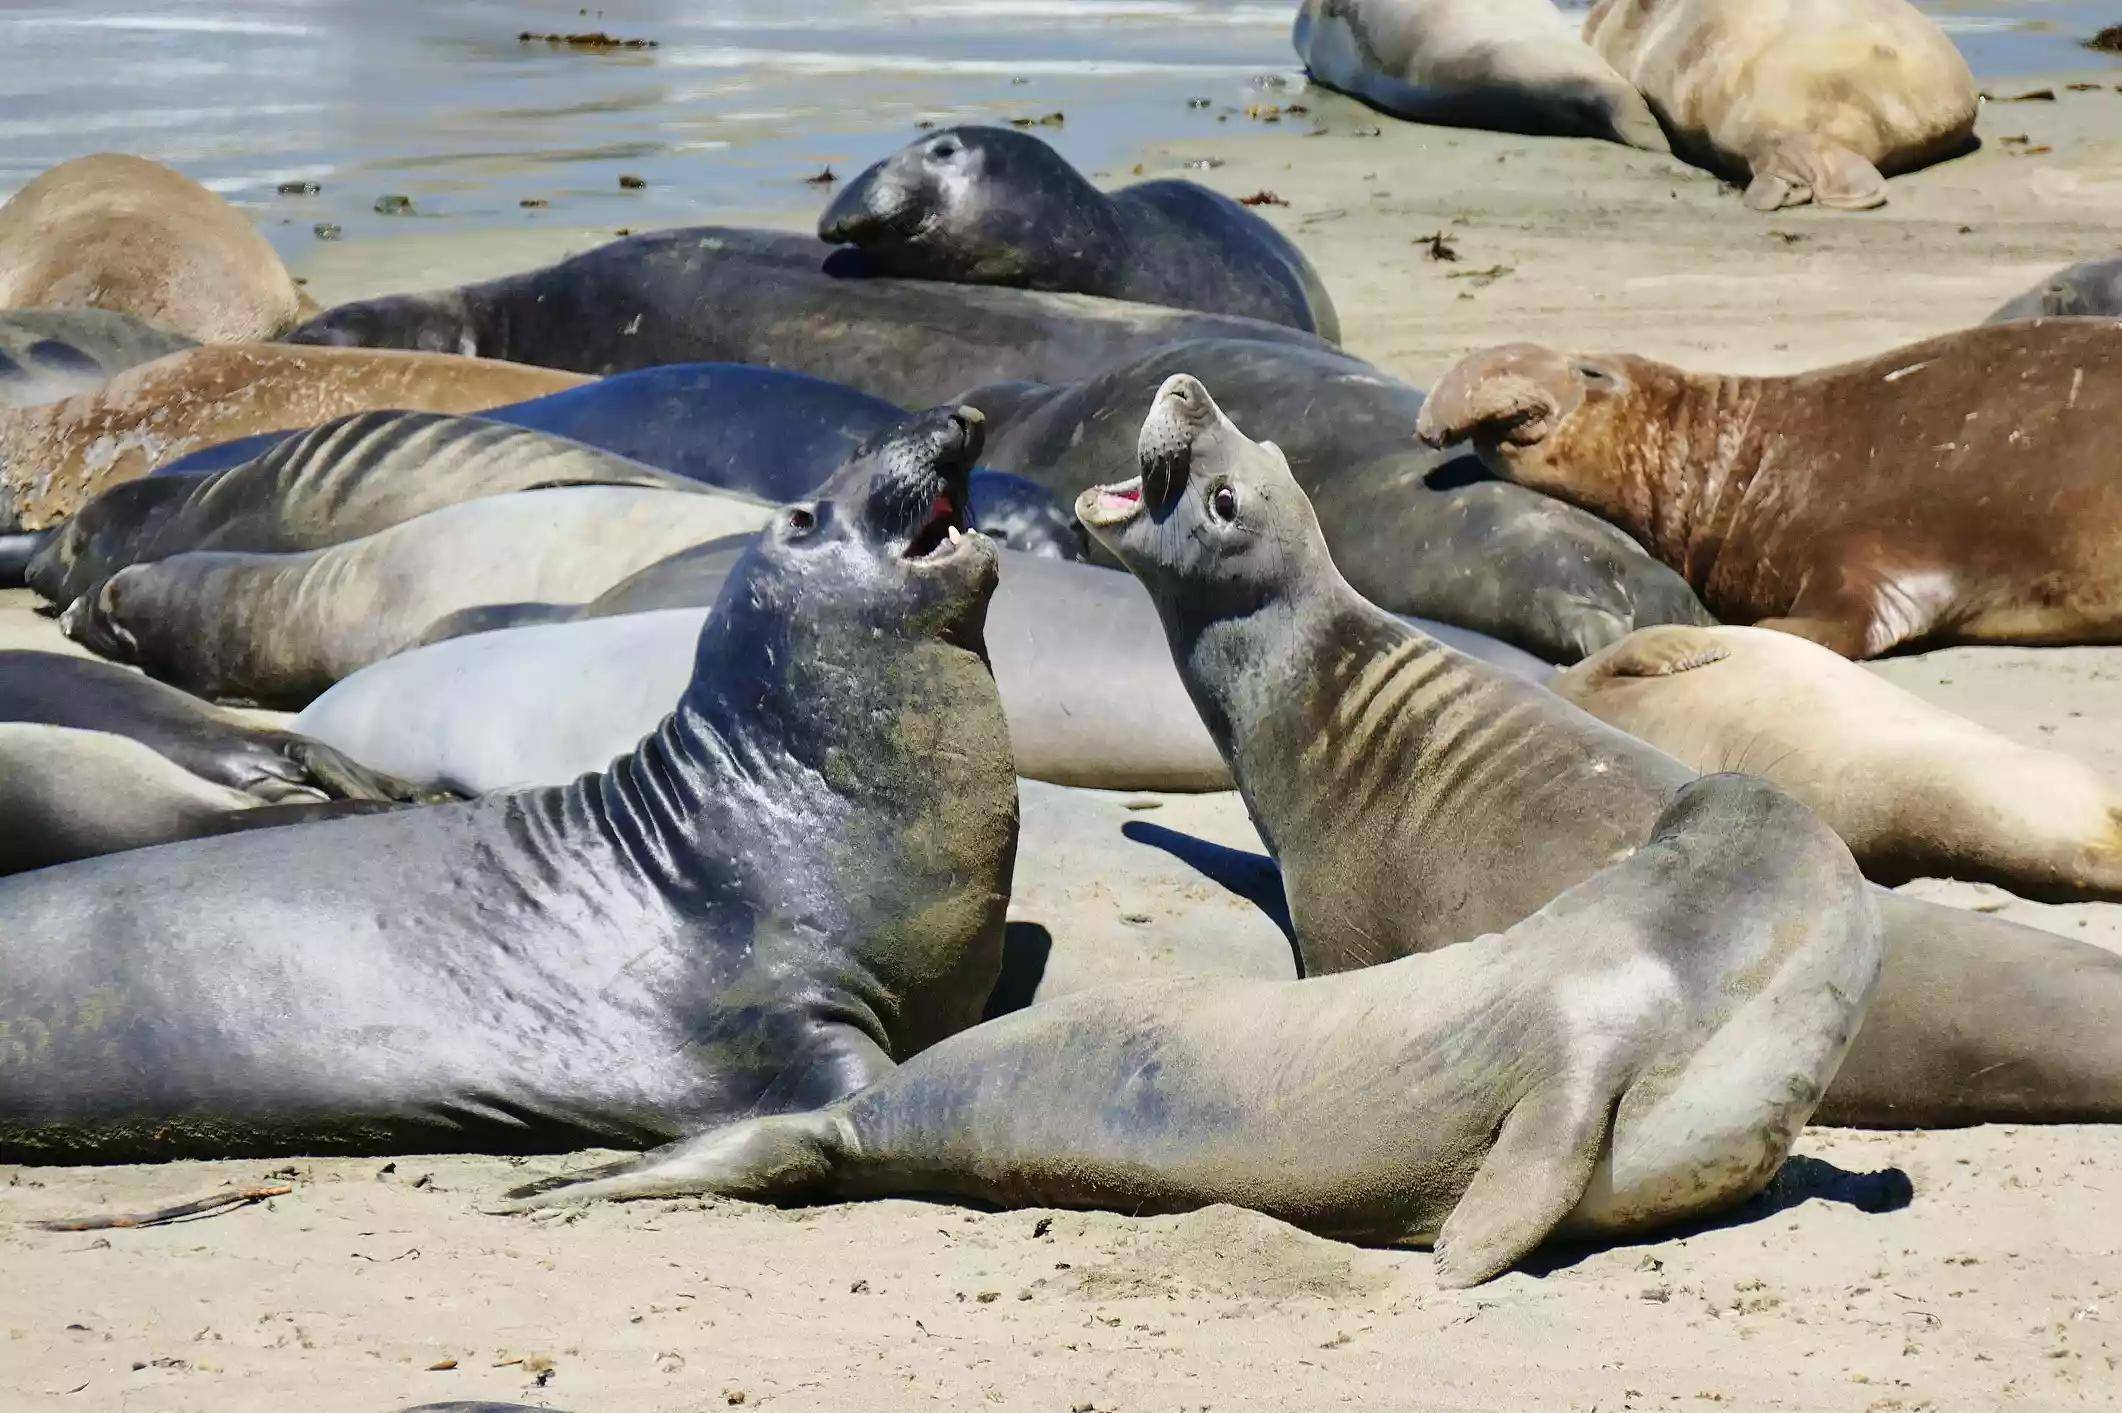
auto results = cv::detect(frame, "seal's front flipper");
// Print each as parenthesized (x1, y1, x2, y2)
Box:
(278, 735, 460, 805)
(1586, 625, 1731, 679)
(1746, 138, 1887, 212)
(490, 1110, 850, 1212)
(1432, 1081, 1609, 1288)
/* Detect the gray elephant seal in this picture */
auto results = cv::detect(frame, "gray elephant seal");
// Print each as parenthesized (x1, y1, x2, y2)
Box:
(1075, 373, 2122, 1126)
(502, 773, 1880, 1289)
(0, 309, 195, 408)
(25, 409, 703, 609)
(0, 154, 312, 343)
(0, 405, 1018, 1162)
(1294, 0, 1669, 150)
(1554, 625, 2122, 902)
(1988, 253, 2122, 322)
(63, 484, 772, 707)
(0, 650, 437, 804)
(821, 126, 1339, 340)
(963, 337, 1712, 662)
(0, 724, 399, 876)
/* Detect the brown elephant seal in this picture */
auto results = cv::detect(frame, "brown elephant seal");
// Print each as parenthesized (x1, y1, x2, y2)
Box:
(501, 772, 1881, 1289)
(1556, 624, 2122, 902)
(0, 309, 195, 408)
(1988, 252, 2122, 323)
(0, 154, 312, 342)
(1584, 0, 1977, 209)
(23, 410, 703, 609)
(0, 344, 587, 529)
(1077, 373, 2122, 1126)
(1295, 0, 1669, 150)
(0, 405, 1018, 1163)
(62, 484, 772, 707)
(1415, 321, 2122, 657)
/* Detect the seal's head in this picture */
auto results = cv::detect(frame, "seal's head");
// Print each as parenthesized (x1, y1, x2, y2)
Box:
(819, 126, 1102, 286)
(26, 476, 194, 608)
(1076, 374, 1329, 620)
(284, 290, 482, 357)
(1414, 344, 1649, 507)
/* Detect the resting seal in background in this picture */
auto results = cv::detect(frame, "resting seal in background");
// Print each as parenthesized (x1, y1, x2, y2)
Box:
(1987, 252, 2122, 322)
(0, 406, 1018, 1162)
(283, 226, 1325, 409)
(1294, 0, 1669, 150)
(1080, 373, 2122, 1126)
(1583, 0, 1976, 210)
(821, 125, 1339, 339)
(1417, 322, 2122, 656)
(0, 310, 195, 408)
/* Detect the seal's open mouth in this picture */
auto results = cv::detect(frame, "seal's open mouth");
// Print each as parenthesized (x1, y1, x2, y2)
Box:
(904, 487, 968, 561)
(1076, 476, 1146, 531)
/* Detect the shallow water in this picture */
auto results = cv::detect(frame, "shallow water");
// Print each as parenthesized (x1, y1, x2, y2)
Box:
(0, 0, 2113, 263)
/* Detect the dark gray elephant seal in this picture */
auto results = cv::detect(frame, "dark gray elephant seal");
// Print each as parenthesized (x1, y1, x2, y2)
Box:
(1988, 252, 2122, 322)
(285, 226, 1325, 410)
(0, 309, 195, 407)
(0, 650, 437, 803)
(821, 126, 1339, 341)
(962, 337, 1712, 662)
(1074, 373, 2122, 1126)
(501, 773, 1881, 1288)
(0, 723, 399, 876)
(24, 409, 703, 608)
(0, 405, 1018, 1162)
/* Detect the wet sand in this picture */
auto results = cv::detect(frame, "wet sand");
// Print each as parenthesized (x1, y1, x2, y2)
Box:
(6, 53, 2122, 1413)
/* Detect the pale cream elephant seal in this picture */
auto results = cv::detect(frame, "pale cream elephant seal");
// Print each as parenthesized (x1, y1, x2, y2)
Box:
(1295, 0, 1670, 150)
(1583, 0, 1977, 209)
(0, 154, 314, 342)
(1555, 624, 2122, 902)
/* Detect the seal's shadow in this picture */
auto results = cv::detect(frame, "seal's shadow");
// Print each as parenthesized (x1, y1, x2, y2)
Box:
(1122, 819, 1297, 944)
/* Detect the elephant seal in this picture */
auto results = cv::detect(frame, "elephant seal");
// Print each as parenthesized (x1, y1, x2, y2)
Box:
(285, 226, 1325, 409)
(821, 126, 1339, 340)
(0, 344, 587, 529)
(501, 773, 1881, 1289)
(1076, 372, 2122, 1125)
(963, 337, 1712, 661)
(0, 154, 313, 342)
(24, 410, 704, 609)
(0, 724, 400, 876)
(0, 405, 1018, 1162)
(1416, 321, 2122, 656)
(1554, 624, 2122, 902)
(63, 484, 773, 707)
(1988, 253, 2122, 322)
(1583, 0, 1977, 210)
(1294, 0, 1669, 150)
(0, 309, 195, 408)
(0, 650, 438, 804)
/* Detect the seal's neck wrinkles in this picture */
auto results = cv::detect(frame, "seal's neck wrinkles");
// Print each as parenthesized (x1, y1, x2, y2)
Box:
(1603, 370, 1771, 590)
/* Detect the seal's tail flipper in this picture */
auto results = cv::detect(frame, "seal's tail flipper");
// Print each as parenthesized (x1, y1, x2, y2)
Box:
(0, 530, 50, 589)
(488, 1111, 848, 1213)
(278, 735, 462, 805)
(1431, 1080, 1610, 1288)
(1746, 138, 1887, 212)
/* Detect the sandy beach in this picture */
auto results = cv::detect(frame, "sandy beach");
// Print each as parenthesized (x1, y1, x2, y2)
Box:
(5, 30, 2122, 1413)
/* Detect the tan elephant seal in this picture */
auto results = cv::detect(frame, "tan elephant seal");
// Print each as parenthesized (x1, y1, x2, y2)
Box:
(1555, 624, 2122, 902)
(0, 344, 586, 529)
(1295, 0, 1669, 150)
(1415, 320, 2122, 657)
(0, 154, 312, 342)
(1583, 0, 1977, 209)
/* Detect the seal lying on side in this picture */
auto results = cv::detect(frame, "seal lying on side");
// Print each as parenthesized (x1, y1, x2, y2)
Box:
(1987, 252, 2122, 322)
(502, 773, 1881, 1289)
(1553, 624, 2122, 902)
(0, 406, 1018, 1163)
(1584, 0, 1977, 210)
(0, 310, 195, 408)
(0, 154, 313, 343)
(0, 650, 437, 803)
(63, 485, 773, 707)
(1080, 374, 2122, 1125)
(821, 126, 1339, 340)
(1417, 322, 2122, 656)
(285, 226, 1324, 410)
(0, 724, 400, 877)
(1294, 0, 1669, 150)
(25, 410, 704, 609)
(963, 337, 1712, 661)
(0, 344, 586, 529)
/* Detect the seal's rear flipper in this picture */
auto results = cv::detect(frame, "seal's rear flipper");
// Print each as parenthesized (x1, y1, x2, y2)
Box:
(1746, 138, 1887, 212)
(489, 1111, 848, 1213)
(1432, 1080, 1609, 1288)
(0, 531, 50, 589)
(1584, 624, 1731, 679)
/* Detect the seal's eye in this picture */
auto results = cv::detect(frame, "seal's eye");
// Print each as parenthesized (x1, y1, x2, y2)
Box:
(1209, 484, 1239, 523)
(930, 138, 960, 161)
(1578, 364, 1610, 382)
(786, 506, 817, 536)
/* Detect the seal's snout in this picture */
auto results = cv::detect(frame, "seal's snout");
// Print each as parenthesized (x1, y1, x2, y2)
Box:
(1418, 346, 1567, 450)
(1136, 374, 1218, 512)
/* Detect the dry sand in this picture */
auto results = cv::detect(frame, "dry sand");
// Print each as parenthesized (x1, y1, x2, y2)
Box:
(8, 67, 2122, 1413)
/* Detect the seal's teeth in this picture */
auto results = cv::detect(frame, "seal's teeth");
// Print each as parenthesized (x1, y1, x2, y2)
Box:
(947, 526, 962, 546)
